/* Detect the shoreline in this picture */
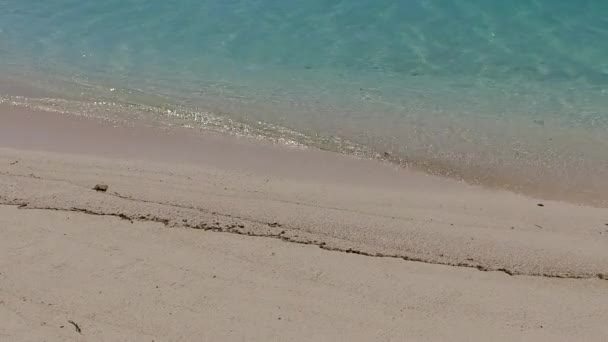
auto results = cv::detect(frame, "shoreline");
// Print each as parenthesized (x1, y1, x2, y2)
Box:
(0, 86, 608, 208)
(1, 74, 607, 207)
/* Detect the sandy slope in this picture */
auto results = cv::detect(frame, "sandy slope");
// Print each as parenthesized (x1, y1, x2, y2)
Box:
(1, 105, 608, 341)
(1, 147, 607, 279)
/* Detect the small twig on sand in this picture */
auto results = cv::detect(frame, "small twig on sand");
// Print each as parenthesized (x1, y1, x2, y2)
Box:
(68, 320, 82, 334)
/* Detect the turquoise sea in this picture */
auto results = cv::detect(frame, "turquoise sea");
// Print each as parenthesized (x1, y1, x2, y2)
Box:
(1, 1, 607, 203)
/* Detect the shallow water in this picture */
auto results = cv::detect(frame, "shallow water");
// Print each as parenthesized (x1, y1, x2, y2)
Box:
(1, 0, 607, 204)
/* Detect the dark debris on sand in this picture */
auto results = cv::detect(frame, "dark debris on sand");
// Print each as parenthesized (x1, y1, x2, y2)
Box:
(93, 184, 109, 192)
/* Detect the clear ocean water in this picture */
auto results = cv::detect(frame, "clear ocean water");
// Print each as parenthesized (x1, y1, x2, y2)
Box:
(1, 0, 607, 203)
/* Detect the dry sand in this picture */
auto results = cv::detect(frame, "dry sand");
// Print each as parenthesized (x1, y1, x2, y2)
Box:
(1, 104, 608, 341)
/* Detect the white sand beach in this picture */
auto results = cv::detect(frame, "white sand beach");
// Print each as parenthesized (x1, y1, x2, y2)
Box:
(1, 104, 607, 341)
